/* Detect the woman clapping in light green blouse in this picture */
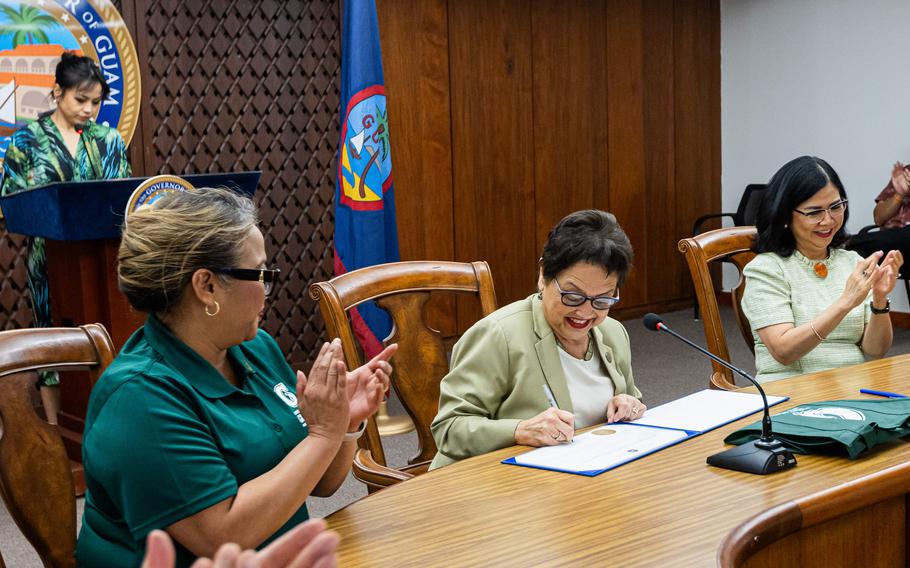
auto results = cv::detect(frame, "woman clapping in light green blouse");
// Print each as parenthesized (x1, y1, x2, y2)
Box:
(742, 156, 902, 382)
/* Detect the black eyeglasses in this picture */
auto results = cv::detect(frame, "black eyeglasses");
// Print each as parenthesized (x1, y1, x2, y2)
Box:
(553, 278, 620, 310)
(793, 199, 848, 224)
(211, 267, 281, 296)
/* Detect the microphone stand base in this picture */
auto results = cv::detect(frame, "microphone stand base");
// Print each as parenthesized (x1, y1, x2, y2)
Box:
(707, 440, 797, 475)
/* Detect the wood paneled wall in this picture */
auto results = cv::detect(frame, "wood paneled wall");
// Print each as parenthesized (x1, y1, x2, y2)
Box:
(379, 0, 720, 328)
(0, 0, 718, 363)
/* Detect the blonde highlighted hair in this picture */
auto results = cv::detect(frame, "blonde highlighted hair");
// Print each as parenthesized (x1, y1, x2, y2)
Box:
(118, 186, 258, 313)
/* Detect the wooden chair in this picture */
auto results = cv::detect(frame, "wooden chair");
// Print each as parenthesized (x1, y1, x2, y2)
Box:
(718, 462, 910, 567)
(678, 226, 757, 390)
(309, 261, 497, 491)
(0, 324, 115, 568)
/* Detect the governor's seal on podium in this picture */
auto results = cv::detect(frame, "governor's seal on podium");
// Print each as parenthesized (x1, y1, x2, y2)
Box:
(125, 175, 194, 217)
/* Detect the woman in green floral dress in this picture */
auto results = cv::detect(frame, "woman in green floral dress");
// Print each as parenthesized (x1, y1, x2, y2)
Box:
(0, 52, 131, 423)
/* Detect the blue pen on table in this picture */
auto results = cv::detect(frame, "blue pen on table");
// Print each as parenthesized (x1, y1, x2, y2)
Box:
(860, 388, 908, 399)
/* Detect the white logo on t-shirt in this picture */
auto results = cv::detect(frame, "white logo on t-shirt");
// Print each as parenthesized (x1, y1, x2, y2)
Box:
(273, 383, 298, 407)
(789, 407, 866, 421)
(273, 383, 308, 428)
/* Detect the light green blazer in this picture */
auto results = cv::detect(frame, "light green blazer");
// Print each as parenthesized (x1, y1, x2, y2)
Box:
(430, 294, 640, 469)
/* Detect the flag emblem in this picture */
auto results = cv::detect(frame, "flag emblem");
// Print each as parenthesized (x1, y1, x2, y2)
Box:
(339, 85, 391, 211)
(333, 0, 399, 359)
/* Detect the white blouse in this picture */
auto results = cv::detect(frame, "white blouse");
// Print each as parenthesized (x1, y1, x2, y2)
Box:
(558, 347, 615, 428)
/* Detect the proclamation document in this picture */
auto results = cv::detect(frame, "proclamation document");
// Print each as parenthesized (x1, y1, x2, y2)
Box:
(507, 389, 788, 475)
(512, 424, 688, 474)
(634, 389, 788, 433)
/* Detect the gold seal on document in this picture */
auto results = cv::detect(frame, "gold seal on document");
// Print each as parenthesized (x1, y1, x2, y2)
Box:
(593, 428, 616, 436)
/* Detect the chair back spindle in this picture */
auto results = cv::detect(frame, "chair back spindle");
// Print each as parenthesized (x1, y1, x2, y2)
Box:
(678, 227, 757, 390)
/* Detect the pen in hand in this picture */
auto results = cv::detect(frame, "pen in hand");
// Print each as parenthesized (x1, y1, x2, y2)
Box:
(542, 383, 559, 408)
(542, 384, 574, 443)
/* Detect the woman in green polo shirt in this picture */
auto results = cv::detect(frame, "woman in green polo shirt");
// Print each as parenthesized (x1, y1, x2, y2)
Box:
(76, 187, 396, 567)
(742, 156, 902, 382)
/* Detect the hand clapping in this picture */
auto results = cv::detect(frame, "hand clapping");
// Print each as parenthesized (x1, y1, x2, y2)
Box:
(872, 250, 903, 299)
(295, 340, 399, 439)
(295, 339, 350, 442)
(141, 519, 339, 568)
(345, 343, 397, 430)
(842, 251, 903, 311)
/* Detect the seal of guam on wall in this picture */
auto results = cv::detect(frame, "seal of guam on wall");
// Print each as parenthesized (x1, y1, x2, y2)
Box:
(0, 0, 140, 165)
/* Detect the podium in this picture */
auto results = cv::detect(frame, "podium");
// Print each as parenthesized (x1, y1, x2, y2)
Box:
(0, 172, 260, 466)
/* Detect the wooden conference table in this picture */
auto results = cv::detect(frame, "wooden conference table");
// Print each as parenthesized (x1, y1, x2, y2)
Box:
(326, 355, 910, 566)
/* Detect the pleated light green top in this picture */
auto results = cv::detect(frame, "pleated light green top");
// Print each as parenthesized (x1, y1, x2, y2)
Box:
(742, 248, 871, 382)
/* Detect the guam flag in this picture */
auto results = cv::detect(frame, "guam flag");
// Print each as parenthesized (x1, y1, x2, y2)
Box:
(334, 0, 399, 359)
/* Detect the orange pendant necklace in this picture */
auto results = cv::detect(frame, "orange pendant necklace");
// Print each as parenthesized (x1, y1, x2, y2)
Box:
(813, 262, 828, 278)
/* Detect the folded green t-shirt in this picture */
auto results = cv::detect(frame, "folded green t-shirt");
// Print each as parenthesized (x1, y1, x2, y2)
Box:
(724, 399, 910, 459)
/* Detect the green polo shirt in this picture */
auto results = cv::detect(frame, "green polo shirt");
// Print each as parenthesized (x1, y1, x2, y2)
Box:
(76, 315, 310, 567)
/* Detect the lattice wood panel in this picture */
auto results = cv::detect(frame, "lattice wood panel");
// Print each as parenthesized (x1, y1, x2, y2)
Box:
(0, 230, 33, 330)
(143, 0, 340, 365)
(0, 1, 341, 365)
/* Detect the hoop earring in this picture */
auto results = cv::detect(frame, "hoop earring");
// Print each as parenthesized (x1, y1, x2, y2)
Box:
(205, 301, 220, 317)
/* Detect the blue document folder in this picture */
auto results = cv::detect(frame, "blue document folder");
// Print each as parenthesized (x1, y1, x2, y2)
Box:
(503, 389, 789, 476)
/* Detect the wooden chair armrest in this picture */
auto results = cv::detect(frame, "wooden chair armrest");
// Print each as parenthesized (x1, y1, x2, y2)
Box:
(352, 449, 415, 491)
(401, 461, 431, 476)
(710, 371, 738, 391)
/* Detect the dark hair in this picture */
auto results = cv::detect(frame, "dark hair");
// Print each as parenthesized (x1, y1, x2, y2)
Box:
(55, 52, 110, 100)
(540, 210, 633, 286)
(754, 156, 850, 256)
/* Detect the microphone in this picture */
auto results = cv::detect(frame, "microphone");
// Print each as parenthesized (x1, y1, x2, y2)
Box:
(74, 122, 99, 179)
(643, 313, 796, 475)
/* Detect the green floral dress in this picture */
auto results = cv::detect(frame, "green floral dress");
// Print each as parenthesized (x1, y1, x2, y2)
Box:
(1, 116, 131, 385)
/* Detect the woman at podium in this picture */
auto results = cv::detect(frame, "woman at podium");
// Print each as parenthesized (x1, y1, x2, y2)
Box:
(0, 52, 131, 423)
